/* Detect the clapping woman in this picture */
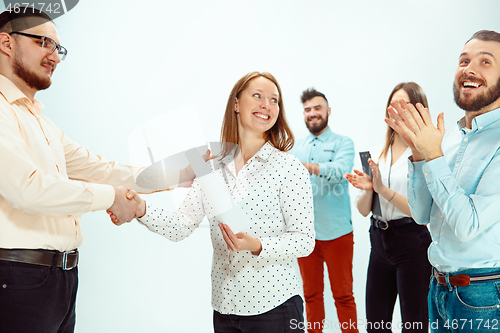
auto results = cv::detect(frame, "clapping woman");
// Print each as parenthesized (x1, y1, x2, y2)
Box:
(345, 82, 432, 332)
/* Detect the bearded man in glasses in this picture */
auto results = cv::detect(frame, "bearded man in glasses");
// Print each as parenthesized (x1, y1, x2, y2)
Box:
(0, 8, 195, 333)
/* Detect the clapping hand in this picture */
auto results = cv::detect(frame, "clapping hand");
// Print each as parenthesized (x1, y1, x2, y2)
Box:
(345, 158, 384, 193)
(344, 169, 373, 192)
(368, 159, 384, 193)
(385, 100, 445, 162)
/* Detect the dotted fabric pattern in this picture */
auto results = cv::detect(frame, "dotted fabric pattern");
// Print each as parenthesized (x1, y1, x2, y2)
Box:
(138, 142, 315, 315)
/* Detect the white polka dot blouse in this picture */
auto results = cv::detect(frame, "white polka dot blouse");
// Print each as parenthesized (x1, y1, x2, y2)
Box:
(137, 142, 315, 315)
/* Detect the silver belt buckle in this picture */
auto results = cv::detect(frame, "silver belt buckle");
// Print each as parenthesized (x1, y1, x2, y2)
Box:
(61, 251, 75, 270)
(379, 220, 389, 230)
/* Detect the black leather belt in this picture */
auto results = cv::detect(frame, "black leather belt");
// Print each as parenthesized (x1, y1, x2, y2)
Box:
(0, 248, 78, 270)
(370, 216, 415, 230)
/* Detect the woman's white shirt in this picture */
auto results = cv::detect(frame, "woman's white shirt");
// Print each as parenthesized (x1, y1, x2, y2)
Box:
(378, 146, 412, 220)
(138, 142, 315, 315)
(356, 145, 412, 221)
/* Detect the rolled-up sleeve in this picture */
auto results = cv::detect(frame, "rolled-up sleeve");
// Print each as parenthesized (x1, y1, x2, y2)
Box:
(318, 137, 354, 183)
(423, 154, 500, 242)
(407, 158, 433, 225)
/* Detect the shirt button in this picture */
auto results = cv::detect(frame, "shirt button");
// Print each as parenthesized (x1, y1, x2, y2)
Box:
(424, 172, 428, 177)
(2, 284, 6, 289)
(455, 163, 459, 168)
(440, 215, 444, 219)
(464, 138, 468, 142)
(479, 126, 483, 130)
(434, 241, 438, 245)
(435, 264, 440, 267)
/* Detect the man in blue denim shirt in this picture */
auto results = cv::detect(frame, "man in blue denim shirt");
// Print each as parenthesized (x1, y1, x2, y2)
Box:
(388, 30, 500, 331)
(291, 88, 358, 333)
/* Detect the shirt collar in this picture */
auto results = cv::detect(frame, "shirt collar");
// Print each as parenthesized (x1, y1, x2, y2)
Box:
(456, 107, 500, 133)
(0, 74, 44, 114)
(253, 142, 275, 161)
(307, 127, 332, 143)
(220, 142, 275, 167)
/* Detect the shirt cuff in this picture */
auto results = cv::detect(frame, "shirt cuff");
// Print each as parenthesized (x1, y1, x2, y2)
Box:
(318, 163, 327, 178)
(88, 184, 115, 212)
(136, 202, 155, 225)
(408, 159, 426, 179)
(422, 156, 451, 184)
(256, 237, 281, 258)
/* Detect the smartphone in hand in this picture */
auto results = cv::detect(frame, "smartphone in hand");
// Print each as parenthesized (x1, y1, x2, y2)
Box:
(359, 151, 381, 217)
(359, 151, 372, 178)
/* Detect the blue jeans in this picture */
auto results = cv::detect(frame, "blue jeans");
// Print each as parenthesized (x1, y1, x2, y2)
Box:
(213, 295, 305, 333)
(429, 268, 500, 333)
(366, 222, 432, 333)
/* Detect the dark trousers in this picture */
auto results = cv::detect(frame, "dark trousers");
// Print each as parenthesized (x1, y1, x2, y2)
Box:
(213, 295, 305, 333)
(0, 259, 78, 333)
(366, 223, 432, 333)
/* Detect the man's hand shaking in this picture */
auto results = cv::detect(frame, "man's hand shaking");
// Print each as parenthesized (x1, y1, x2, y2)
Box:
(106, 186, 146, 226)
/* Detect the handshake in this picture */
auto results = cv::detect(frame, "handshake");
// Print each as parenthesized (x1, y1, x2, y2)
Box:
(106, 186, 146, 226)
(106, 149, 212, 225)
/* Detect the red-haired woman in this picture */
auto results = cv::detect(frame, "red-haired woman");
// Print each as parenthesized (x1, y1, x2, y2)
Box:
(128, 72, 314, 332)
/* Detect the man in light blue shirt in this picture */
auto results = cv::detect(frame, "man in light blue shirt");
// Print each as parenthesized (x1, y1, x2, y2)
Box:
(388, 30, 500, 330)
(291, 88, 358, 333)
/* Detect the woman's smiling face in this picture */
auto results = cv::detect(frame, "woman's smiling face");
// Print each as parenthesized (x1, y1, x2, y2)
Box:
(235, 76, 280, 138)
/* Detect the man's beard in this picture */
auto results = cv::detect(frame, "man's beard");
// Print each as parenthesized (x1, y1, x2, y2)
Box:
(13, 51, 52, 91)
(306, 116, 328, 134)
(454, 75, 500, 112)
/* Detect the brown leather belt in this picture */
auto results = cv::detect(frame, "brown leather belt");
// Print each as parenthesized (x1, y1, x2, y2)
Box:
(0, 248, 78, 270)
(433, 268, 500, 287)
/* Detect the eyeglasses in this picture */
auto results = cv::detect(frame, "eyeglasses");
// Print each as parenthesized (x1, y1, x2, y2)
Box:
(10, 31, 67, 61)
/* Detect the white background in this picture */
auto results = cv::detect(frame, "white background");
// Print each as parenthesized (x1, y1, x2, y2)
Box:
(2, 0, 500, 332)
